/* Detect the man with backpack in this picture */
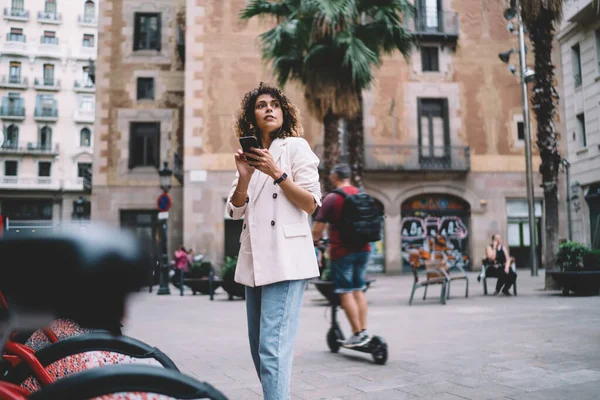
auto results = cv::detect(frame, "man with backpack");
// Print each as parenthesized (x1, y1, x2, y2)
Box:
(312, 164, 383, 347)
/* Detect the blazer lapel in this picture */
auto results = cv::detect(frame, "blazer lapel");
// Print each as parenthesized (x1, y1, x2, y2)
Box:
(251, 138, 287, 206)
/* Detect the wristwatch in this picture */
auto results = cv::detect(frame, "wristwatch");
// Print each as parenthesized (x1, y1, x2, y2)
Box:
(274, 172, 288, 185)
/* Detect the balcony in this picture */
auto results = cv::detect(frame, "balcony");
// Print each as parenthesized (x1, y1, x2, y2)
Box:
(73, 80, 95, 93)
(314, 144, 470, 174)
(37, 11, 62, 24)
(0, 75, 28, 89)
(0, 143, 59, 156)
(0, 177, 60, 191)
(3, 7, 29, 21)
(34, 78, 61, 91)
(565, 0, 597, 23)
(78, 14, 97, 26)
(64, 178, 85, 191)
(34, 107, 58, 122)
(0, 105, 25, 120)
(74, 109, 95, 123)
(3, 35, 28, 56)
(75, 46, 97, 61)
(36, 41, 62, 59)
(404, 9, 459, 43)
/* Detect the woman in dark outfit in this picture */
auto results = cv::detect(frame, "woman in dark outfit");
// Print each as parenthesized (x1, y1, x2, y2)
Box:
(485, 234, 516, 295)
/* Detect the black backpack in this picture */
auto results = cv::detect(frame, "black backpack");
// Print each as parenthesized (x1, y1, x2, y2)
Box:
(333, 188, 383, 246)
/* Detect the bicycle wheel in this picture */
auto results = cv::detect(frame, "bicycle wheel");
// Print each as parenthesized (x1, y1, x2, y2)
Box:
(28, 364, 228, 400)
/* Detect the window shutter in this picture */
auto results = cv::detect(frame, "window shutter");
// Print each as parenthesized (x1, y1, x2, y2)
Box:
(154, 123, 160, 168)
(129, 123, 135, 169)
(156, 15, 161, 51)
(133, 14, 140, 51)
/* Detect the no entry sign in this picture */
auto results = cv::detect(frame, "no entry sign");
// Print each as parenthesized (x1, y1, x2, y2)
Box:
(157, 193, 172, 212)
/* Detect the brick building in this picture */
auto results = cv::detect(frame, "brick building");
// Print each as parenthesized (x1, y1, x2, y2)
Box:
(94, 0, 567, 273)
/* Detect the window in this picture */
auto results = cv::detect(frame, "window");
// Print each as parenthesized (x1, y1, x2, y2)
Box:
(9, 28, 25, 42)
(38, 161, 51, 177)
(517, 121, 525, 141)
(4, 161, 18, 176)
(572, 43, 582, 88)
(44, 0, 56, 14)
(80, 128, 91, 146)
(137, 77, 155, 100)
(41, 31, 57, 45)
(133, 13, 161, 51)
(77, 162, 92, 178)
(417, 98, 450, 163)
(82, 34, 94, 47)
(129, 122, 160, 168)
(4, 93, 24, 113)
(39, 126, 52, 149)
(36, 94, 56, 117)
(4, 125, 19, 148)
(9, 62, 21, 83)
(84, 1, 95, 21)
(596, 29, 600, 73)
(81, 66, 93, 87)
(417, 0, 441, 32)
(11, 0, 24, 10)
(421, 47, 439, 72)
(79, 96, 94, 111)
(43, 64, 54, 85)
(576, 113, 586, 148)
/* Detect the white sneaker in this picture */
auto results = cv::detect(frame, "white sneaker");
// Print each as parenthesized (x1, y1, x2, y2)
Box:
(340, 333, 370, 348)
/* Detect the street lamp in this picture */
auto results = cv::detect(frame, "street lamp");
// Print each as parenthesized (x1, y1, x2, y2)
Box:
(500, 1, 539, 276)
(157, 161, 173, 296)
(561, 158, 572, 241)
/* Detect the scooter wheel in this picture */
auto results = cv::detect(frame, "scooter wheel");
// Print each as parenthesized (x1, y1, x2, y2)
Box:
(326, 328, 341, 353)
(370, 337, 388, 365)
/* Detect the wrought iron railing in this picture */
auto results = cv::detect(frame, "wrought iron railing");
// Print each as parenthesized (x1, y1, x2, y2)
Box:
(78, 14, 97, 24)
(40, 36, 58, 44)
(0, 75, 28, 86)
(3, 7, 29, 18)
(404, 8, 459, 38)
(34, 107, 58, 118)
(37, 11, 61, 21)
(34, 78, 61, 88)
(0, 143, 59, 154)
(314, 144, 470, 172)
(6, 33, 26, 42)
(0, 104, 25, 117)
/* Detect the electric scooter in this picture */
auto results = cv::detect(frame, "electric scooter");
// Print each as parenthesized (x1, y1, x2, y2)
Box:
(312, 240, 388, 365)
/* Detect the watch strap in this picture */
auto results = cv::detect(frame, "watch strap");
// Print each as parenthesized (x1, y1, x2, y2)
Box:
(274, 172, 288, 185)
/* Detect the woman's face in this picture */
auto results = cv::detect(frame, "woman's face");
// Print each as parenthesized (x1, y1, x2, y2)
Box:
(254, 93, 283, 135)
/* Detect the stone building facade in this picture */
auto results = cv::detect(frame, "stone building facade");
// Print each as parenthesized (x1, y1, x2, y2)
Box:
(91, 0, 185, 254)
(182, 0, 568, 274)
(557, 0, 600, 250)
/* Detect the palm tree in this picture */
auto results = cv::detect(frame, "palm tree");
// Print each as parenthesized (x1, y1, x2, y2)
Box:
(513, 0, 564, 285)
(240, 0, 414, 192)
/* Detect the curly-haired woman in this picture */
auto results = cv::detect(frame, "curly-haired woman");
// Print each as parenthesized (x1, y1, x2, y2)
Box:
(226, 82, 321, 399)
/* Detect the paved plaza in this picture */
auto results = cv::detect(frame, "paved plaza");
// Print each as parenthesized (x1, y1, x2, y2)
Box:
(123, 272, 600, 400)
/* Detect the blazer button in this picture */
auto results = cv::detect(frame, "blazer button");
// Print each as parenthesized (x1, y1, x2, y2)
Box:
(273, 193, 278, 199)
(271, 220, 275, 226)
(245, 197, 249, 204)
(243, 224, 246, 230)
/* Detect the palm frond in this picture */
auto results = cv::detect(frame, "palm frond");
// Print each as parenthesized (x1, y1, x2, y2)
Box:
(239, 0, 292, 20)
(338, 32, 379, 88)
(520, 0, 563, 24)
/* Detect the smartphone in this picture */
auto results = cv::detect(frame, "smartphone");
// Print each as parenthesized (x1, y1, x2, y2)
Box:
(239, 136, 260, 162)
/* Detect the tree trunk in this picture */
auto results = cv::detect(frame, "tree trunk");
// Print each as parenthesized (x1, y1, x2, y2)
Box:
(528, 9, 562, 289)
(347, 97, 365, 189)
(321, 111, 340, 194)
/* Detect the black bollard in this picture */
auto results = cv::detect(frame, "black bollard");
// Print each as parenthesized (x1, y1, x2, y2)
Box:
(180, 268, 184, 296)
(209, 266, 214, 301)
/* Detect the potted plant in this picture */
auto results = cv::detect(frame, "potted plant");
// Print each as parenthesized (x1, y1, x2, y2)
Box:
(181, 261, 222, 295)
(549, 242, 600, 295)
(221, 256, 245, 300)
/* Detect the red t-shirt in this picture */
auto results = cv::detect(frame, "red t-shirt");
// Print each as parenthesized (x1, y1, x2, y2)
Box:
(315, 186, 371, 261)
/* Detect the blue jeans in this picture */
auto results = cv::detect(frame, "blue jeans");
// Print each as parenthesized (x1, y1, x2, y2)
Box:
(245, 279, 307, 400)
(331, 252, 370, 294)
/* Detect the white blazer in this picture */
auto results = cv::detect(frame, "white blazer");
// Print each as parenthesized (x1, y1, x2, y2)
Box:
(226, 137, 322, 287)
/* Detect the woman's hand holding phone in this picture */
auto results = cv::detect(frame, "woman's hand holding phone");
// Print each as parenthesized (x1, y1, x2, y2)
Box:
(235, 149, 255, 180)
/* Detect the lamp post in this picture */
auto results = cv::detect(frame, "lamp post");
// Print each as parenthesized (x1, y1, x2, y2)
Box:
(561, 158, 572, 241)
(157, 161, 173, 296)
(500, 1, 539, 276)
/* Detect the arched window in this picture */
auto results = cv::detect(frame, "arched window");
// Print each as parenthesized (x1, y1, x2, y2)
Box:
(80, 128, 91, 147)
(44, 0, 56, 14)
(39, 126, 52, 150)
(5, 125, 19, 149)
(83, 0, 95, 21)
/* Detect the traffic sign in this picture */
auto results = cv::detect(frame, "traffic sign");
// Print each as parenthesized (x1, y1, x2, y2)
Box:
(157, 193, 172, 211)
(158, 211, 169, 220)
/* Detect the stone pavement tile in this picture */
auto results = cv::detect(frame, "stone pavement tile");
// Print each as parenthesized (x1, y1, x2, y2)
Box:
(496, 376, 567, 392)
(340, 389, 419, 399)
(538, 361, 593, 372)
(398, 381, 471, 397)
(293, 371, 371, 389)
(403, 371, 461, 385)
(505, 382, 599, 400)
(354, 366, 419, 381)
(347, 377, 415, 392)
(445, 382, 525, 400)
(495, 367, 551, 381)
(220, 388, 262, 400)
(295, 385, 363, 399)
(556, 369, 600, 385)
(489, 359, 538, 371)
(404, 392, 471, 400)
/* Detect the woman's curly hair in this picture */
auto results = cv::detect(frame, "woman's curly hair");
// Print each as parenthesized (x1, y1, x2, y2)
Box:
(234, 82, 303, 144)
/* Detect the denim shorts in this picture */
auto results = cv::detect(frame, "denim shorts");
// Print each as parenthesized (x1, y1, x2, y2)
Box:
(331, 252, 370, 294)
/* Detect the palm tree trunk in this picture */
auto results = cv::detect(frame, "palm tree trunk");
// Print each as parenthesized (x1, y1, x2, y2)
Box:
(528, 8, 562, 289)
(321, 111, 340, 194)
(347, 95, 365, 189)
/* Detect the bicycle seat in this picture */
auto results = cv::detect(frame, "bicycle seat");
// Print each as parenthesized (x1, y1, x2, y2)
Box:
(0, 224, 153, 330)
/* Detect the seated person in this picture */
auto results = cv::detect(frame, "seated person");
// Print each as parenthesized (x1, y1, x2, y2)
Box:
(485, 234, 516, 296)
